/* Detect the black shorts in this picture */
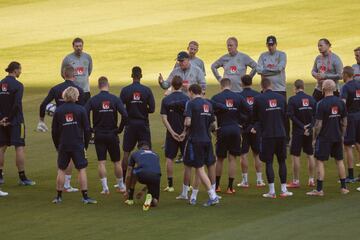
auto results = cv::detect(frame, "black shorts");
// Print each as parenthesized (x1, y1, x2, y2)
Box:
(290, 134, 314, 156)
(136, 171, 161, 200)
(0, 124, 25, 147)
(312, 88, 339, 102)
(314, 139, 343, 161)
(344, 115, 360, 146)
(58, 150, 88, 170)
(240, 132, 260, 155)
(94, 131, 120, 162)
(184, 140, 215, 168)
(259, 137, 287, 163)
(122, 123, 151, 152)
(165, 134, 186, 159)
(215, 125, 241, 158)
(83, 92, 91, 104)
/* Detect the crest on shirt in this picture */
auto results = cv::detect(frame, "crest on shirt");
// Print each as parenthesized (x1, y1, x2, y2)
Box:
(319, 65, 327, 73)
(356, 90, 360, 98)
(229, 65, 237, 73)
(1, 83, 8, 92)
(102, 101, 110, 110)
(75, 67, 84, 75)
(65, 113, 74, 122)
(133, 92, 141, 101)
(225, 99, 234, 108)
(246, 96, 254, 105)
(302, 98, 309, 107)
(269, 99, 277, 108)
(331, 106, 338, 115)
(183, 80, 189, 86)
(203, 104, 209, 113)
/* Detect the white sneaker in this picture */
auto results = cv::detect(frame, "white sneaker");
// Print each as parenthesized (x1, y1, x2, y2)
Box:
(101, 189, 110, 195)
(64, 186, 79, 193)
(279, 191, 293, 198)
(237, 181, 249, 188)
(356, 187, 360, 192)
(0, 190, 8, 197)
(176, 194, 188, 200)
(262, 192, 276, 199)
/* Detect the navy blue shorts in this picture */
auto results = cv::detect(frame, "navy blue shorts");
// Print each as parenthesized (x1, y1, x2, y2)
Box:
(165, 134, 186, 159)
(95, 131, 120, 162)
(0, 124, 25, 147)
(136, 171, 161, 200)
(216, 125, 241, 158)
(259, 137, 287, 163)
(122, 123, 151, 152)
(240, 132, 260, 155)
(57, 150, 88, 170)
(314, 139, 343, 161)
(184, 140, 215, 168)
(344, 115, 360, 146)
(290, 134, 313, 156)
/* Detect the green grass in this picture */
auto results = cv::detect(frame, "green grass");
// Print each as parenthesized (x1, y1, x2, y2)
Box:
(1, 0, 360, 239)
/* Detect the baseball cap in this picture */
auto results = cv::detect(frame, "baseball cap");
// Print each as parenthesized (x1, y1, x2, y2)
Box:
(176, 51, 190, 61)
(266, 36, 277, 45)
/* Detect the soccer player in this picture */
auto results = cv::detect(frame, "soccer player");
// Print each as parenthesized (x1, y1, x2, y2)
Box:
(51, 87, 96, 204)
(61, 37, 93, 102)
(257, 35, 290, 142)
(238, 75, 265, 188)
(307, 80, 349, 196)
(174, 41, 206, 75)
(311, 38, 343, 102)
(353, 47, 360, 81)
(124, 141, 161, 211)
(120, 66, 155, 181)
(211, 37, 257, 92)
(158, 51, 206, 92)
(211, 78, 250, 194)
(160, 76, 189, 192)
(252, 77, 292, 198)
(85, 76, 128, 194)
(37, 65, 84, 192)
(340, 66, 360, 183)
(0, 62, 35, 186)
(287, 79, 316, 188)
(181, 84, 219, 206)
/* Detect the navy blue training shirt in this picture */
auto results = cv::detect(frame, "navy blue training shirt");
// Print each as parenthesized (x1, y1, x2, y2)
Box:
(287, 91, 316, 135)
(316, 95, 347, 142)
(52, 102, 91, 151)
(252, 89, 286, 138)
(184, 97, 215, 143)
(120, 81, 155, 124)
(238, 87, 260, 132)
(0, 76, 24, 125)
(160, 91, 190, 135)
(128, 149, 161, 175)
(85, 91, 128, 133)
(39, 80, 85, 118)
(211, 89, 250, 127)
(340, 80, 360, 115)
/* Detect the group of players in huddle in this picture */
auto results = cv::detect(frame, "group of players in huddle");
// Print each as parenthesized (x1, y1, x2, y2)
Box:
(1, 35, 360, 210)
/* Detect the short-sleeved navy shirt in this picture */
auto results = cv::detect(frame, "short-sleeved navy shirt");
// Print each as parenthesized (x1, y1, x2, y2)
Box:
(0, 76, 24, 125)
(184, 97, 215, 143)
(128, 149, 161, 175)
(315, 95, 347, 141)
(340, 80, 360, 115)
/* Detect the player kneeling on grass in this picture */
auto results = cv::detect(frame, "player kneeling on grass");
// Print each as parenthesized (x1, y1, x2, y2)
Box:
(307, 80, 349, 196)
(252, 77, 292, 198)
(85, 76, 128, 194)
(287, 79, 316, 188)
(124, 141, 161, 211)
(52, 87, 96, 204)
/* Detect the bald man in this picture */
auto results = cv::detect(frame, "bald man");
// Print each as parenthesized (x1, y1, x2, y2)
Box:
(211, 37, 257, 92)
(307, 80, 348, 196)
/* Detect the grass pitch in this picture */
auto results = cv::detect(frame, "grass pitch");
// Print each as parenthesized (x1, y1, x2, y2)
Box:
(0, 0, 360, 239)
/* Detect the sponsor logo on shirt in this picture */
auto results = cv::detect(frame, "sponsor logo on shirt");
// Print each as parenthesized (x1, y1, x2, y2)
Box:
(225, 99, 234, 108)
(203, 104, 209, 113)
(75, 67, 85, 75)
(133, 92, 141, 101)
(229, 65, 237, 73)
(246, 96, 254, 105)
(356, 90, 360, 98)
(183, 80, 189, 86)
(1, 83, 8, 92)
(302, 98, 309, 107)
(269, 99, 277, 108)
(331, 106, 338, 115)
(319, 65, 326, 73)
(102, 101, 110, 110)
(266, 64, 276, 69)
(65, 113, 74, 122)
